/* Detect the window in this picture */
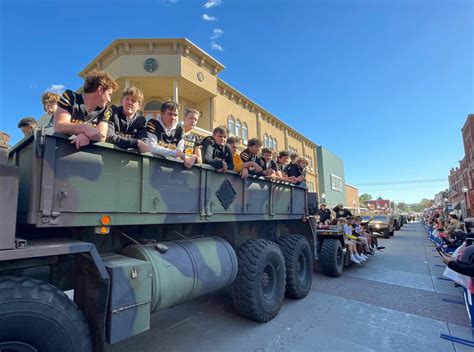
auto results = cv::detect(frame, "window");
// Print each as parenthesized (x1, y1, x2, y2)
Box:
(144, 100, 162, 120)
(235, 119, 241, 137)
(242, 123, 248, 144)
(264, 134, 269, 147)
(228, 115, 235, 135)
(330, 173, 343, 192)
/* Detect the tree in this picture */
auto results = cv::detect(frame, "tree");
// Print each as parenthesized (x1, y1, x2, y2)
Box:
(396, 202, 407, 212)
(359, 193, 372, 207)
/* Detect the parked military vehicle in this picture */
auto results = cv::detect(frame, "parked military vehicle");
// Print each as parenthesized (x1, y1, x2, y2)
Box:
(0, 130, 346, 352)
(369, 215, 395, 238)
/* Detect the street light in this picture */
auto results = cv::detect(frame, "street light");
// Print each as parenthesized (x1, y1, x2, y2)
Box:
(321, 193, 326, 205)
(462, 186, 469, 218)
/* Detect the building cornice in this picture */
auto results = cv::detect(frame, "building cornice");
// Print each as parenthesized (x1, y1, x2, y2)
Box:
(216, 79, 317, 149)
(79, 38, 226, 78)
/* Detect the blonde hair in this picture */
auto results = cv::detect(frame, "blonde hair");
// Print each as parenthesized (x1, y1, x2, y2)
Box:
(41, 92, 60, 107)
(184, 108, 200, 118)
(294, 156, 309, 166)
(122, 86, 144, 105)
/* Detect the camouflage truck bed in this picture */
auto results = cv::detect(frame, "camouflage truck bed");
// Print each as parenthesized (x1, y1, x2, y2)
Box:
(10, 131, 307, 228)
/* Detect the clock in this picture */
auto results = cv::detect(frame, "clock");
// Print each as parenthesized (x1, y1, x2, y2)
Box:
(144, 58, 158, 73)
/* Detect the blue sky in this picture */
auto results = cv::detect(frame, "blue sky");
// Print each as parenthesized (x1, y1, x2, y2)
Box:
(1, 0, 472, 203)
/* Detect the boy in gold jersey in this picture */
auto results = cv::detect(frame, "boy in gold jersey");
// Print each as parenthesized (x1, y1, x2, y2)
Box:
(227, 136, 262, 178)
(177, 108, 202, 168)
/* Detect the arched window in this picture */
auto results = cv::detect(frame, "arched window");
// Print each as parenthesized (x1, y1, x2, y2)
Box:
(242, 123, 248, 144)
(144, 100, 162, 120)
(228, 115, 235, 135)
(235, 119, 241, 137)
(263, 134, 269, 147)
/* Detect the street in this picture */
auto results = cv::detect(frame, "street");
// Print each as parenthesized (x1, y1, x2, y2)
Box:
(110, 223, 472, 352)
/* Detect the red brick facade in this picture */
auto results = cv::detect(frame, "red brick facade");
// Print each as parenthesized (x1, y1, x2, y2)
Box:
(448, 114, 474, 217)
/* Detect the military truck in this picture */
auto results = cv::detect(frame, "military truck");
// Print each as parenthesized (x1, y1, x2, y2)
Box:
(0, 130, 345, 351)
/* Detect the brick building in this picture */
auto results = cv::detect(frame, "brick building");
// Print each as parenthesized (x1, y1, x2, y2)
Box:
(448, 114, 474, 217)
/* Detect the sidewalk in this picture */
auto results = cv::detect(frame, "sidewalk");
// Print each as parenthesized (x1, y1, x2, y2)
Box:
(312, 221, 473, 351)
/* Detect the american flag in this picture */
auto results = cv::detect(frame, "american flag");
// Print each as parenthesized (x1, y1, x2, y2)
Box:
(447, 189, 458, 199)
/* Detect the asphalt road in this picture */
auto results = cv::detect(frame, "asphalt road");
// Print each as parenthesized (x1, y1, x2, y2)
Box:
(110, 222, 472, 352)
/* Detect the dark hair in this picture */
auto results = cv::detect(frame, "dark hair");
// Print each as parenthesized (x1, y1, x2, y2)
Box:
(290, 152, 299, 161)
(278, 150, 290, 158)
(213, 126, 228, 135)
(83, 70, 119, 93)
(261, 148, 273, 155)
(18, 117, 37, 128)
(160, 101, 179, 113)
(227, 136, 241, 145)
(248, 138, 262, 148)
(450, 214, 459, 220)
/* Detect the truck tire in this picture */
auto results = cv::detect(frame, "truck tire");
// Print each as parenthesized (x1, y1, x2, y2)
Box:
(278, 235, 313, 299)
(390, 230, 394, 236)
(383, 229, 390, 238)
(231, 239, 286, 322)
(320, 238, 344, 277)
(0, 276, 92, 352)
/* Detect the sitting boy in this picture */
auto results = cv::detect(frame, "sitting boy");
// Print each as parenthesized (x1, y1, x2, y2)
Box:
(107, 87, 148, 153)
(227, 136, 262, 178)
(54, 70, 119, 149)
(201, 126, 233, 173)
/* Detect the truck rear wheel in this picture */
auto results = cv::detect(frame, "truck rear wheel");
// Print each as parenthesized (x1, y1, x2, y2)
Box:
(0, 276, 92, 352)
(278, 235, 313, 299)
(320, 238, 344, 277)
(383, 229, 390, 238)
(231, 239, 286, 322)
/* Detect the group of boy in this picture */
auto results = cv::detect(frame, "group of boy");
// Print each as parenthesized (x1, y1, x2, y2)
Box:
(18, 70, 309, 185)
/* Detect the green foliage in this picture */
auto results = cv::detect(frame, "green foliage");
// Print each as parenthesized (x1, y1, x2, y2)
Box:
(359, 193, 372, 206)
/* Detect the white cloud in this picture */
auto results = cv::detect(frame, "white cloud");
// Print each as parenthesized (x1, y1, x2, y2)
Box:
(202, 14, 217, 21)
(28, 84, 38, 89)
(163, 0, 178, 4)
(46, 84, 66, 94)
(203, 0, 221, 9)
(211, 42, 223, 51)
(210, 28, 224, 39)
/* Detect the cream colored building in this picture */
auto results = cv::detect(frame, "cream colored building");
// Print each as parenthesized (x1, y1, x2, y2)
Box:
(345, 184, 360, 213)
(80, 38, 319, 192)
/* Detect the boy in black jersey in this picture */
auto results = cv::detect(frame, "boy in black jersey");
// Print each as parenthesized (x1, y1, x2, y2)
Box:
(107, 87, 148, 153)
(146, 101, 185, 160)
(240, 137, 262, 175)
(286, 156, 308, 186)
(17, 117, 37, 137)
(258, 148, 277, 177)
(201, 126, 233, 173)
(178, 108, 202, 168)
(54, 70, 119, 149)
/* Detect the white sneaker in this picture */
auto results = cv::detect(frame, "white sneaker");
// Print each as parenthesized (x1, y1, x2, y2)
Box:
(360, 254, 368, 260)
(355, 254, 366, 261)
(350, 255, 361, 264)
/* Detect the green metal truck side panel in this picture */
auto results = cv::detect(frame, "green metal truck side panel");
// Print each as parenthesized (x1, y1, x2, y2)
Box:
(9, 132, 307, 228)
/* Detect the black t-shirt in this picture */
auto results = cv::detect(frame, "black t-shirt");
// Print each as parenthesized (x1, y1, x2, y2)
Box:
(287, 163, 304, 179)
(146, 119, 183, 149)
(106, 106, 147, 149)
(57, 89, 111, 127)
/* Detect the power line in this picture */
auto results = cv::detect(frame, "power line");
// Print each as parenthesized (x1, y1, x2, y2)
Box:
(354, 178, 447, 186)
